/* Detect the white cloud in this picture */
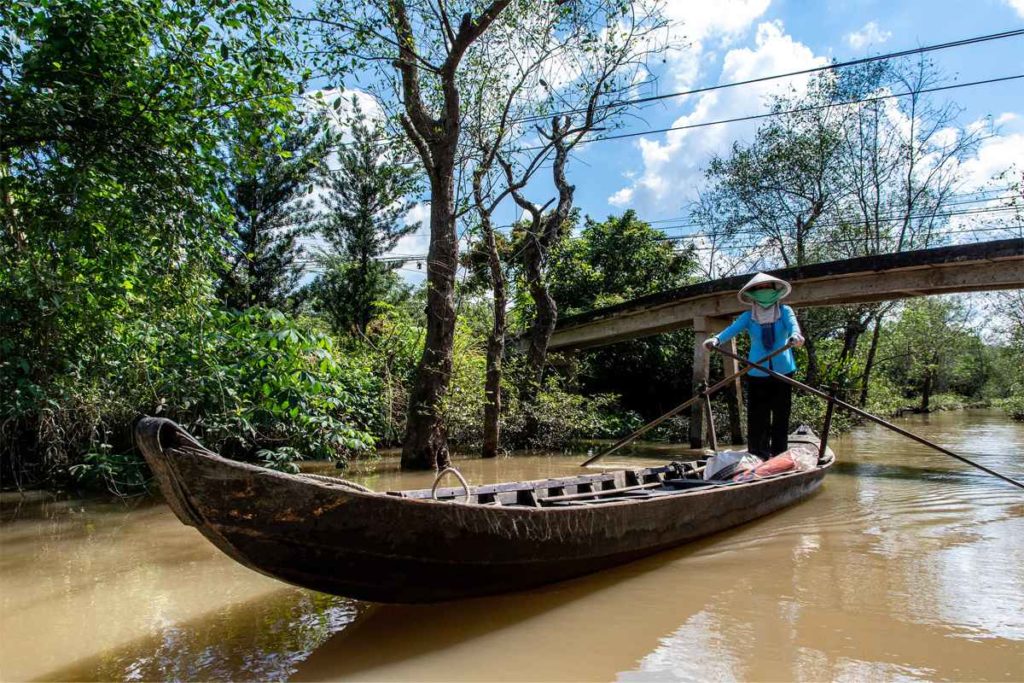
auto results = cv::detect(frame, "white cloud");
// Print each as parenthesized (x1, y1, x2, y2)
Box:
(845, 21, 892, 50)
(995, 112, 1019, 127)
(662, 0, 772, 90)
(608, 21, 827, 219)
(391, 203, 431, 256)
(1005, 0, 1024, 19)
(955, 129, 1024, 192)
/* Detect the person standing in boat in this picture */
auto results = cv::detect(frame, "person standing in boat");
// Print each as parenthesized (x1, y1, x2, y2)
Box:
(703, 273, 804, 459)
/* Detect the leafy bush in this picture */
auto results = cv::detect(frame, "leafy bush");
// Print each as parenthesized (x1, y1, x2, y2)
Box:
(151, 308, 378, 462)
(8, 306, 381, 492)
(68, 447, 152, 497)
(999, 394, 1024, 421)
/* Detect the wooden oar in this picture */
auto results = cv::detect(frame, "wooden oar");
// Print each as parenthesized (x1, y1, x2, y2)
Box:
(580, 343, 794, 467)
(710, 345, 1024, 491)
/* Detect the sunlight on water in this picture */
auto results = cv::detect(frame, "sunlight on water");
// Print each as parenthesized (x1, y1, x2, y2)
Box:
(1, 410, 1021, 682)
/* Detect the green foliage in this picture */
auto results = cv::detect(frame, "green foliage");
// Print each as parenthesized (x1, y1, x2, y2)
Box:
(877, 298, 975, 410)
(312, 96, 423, 335)
(69, 447, 152, 497)
(1, 0, 302, 487)
(548, 210, 696, 313)
(513, 385, 642, 450)
(4, 298, 386, 492)
(163, 308, 378, 462)
(998, 395, 1024, 422)
(219, 107, 331, 310)
(309, 256, 413, 339)
(545, 211, 699, 420)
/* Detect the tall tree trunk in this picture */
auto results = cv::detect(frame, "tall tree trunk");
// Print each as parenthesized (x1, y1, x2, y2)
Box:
(390, 0, 513, 470)
(837, 314, 867, 386)
(859, 310, 884, 406)
(520, 238, 557, 443)
(401, 168, 457, 470)
(920, 369, 933, 412)
(482, 219, 506, 459)
(510, 123, 574, 441)
(522, 240, 557, 400)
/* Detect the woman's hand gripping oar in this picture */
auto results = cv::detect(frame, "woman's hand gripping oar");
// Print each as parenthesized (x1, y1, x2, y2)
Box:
(709, 344, 1024, 491)
(579, 342, 794, 467)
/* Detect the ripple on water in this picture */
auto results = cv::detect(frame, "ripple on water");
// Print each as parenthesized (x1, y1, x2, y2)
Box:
(0, 409, 1022, 682)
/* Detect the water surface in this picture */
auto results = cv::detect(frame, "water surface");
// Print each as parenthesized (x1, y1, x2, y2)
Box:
(1, 409, 1022, 681)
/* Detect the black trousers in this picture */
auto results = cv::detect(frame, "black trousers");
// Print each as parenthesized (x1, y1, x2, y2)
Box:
(745, 374, 793, 459)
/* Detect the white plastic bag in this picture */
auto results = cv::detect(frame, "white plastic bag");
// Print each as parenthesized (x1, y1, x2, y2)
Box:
(704, 451, 763, 480)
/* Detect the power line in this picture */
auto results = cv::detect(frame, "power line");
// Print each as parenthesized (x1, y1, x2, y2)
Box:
(650, 193, 1020, 236)
(322, 29, 1024, 151)
(352, 193, 1020, 261)
(515, 28, 1024, 123)
(645, 187, 1017, 228)
(668, 224, 1024, 252)
(320, 223, 1020, 263)
(653, 204, 1023, 241)
(523, 72, 1024, 150)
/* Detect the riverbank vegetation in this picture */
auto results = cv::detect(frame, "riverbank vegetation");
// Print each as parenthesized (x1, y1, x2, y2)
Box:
(2, 0, 1021, 493)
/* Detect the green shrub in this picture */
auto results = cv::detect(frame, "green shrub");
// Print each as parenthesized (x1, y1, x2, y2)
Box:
(998, 394, 1024, 421)
(151, 308, 378, 462)
(14, 306, 381, 493)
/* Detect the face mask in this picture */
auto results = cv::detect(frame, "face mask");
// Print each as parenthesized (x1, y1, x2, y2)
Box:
(748, 288, 781, 307)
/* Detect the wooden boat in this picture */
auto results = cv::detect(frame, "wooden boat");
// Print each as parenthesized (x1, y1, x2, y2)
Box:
(136, 417, 834, 603)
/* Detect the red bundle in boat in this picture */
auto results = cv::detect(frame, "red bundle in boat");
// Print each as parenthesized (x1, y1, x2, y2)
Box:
(732, 452, 798, 481)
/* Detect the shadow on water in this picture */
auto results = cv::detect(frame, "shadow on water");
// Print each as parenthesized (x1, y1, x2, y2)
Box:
(291, 537, 732, 682)
(17, 410, 1024, 682)
(38, 503, 811, 682)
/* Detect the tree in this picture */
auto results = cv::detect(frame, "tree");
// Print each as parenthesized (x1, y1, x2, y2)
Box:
(546, 211, 698, 419)
(702, 70, 854, 385)
(307, 0, 526, 470)
(0, 0, 298, 477)
(459, 6, 595, 458)
(879, 298, 973, 411)
(219, 108, 329, 311)
(492, 4, 670, 436)
(836, 59, 985, 403)
(306, 0, 667, 467)
(315, 97, 421, 336)
(697, 58, 984, 389)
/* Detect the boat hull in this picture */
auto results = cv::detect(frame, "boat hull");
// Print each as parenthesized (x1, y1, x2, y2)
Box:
(137, 418, 829, 603)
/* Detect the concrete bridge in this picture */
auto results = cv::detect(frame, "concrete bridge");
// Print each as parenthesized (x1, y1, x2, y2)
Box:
(550, 238, 1024, 448)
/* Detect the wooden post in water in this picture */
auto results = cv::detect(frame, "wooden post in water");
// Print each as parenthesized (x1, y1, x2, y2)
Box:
(691, 317, 744, 449)
(701, 381, 718, 453)
(819, 384, 837, 463)
(722, 335, 745, 445)
(689, 317, 712, 448)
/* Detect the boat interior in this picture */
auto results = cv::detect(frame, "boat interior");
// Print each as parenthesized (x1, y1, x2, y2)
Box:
(381, 457, 827, 508)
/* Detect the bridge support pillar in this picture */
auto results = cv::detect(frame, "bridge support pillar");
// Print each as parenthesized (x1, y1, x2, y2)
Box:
(689, 317, 744, 449)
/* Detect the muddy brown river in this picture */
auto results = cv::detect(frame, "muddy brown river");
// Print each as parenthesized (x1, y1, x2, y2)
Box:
(2, 409, 1022, 682)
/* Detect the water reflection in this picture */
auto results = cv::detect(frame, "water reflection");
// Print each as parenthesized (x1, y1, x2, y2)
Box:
(0, 410, 1021, 681)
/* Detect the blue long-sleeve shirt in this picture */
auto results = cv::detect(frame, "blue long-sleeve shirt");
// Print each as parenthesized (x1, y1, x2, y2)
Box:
(715, 305, 800, 377)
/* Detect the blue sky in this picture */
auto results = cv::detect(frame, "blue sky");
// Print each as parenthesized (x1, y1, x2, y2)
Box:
(328, 0, 1024, 274)
(572, 0, 1024, 222)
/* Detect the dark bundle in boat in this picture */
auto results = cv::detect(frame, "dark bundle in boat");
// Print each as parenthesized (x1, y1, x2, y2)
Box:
(136, 418, 834, 603)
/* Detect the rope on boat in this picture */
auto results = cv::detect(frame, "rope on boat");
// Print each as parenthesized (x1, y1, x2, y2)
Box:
(431, 467, 471, 503)
(298, 472, 373, 493)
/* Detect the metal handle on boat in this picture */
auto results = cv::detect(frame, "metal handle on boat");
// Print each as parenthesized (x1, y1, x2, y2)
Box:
(709, 344, 1024, 491)
(431, 467, 472, 503)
